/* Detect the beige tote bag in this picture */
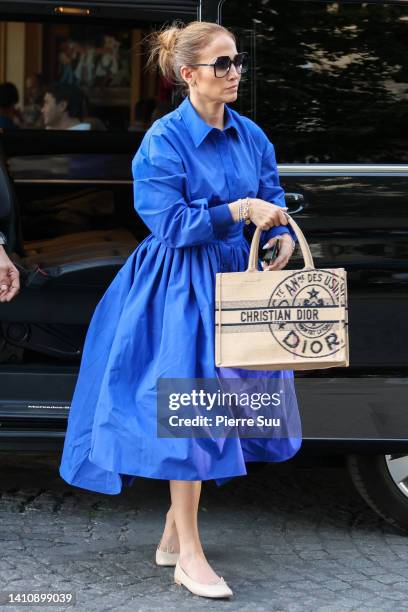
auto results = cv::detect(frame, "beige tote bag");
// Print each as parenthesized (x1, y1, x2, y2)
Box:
(215, 213, 349, 370)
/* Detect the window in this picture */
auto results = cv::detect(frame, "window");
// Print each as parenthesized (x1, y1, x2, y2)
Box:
(0, 18, 180, 133)
(221, 1, 408, 163)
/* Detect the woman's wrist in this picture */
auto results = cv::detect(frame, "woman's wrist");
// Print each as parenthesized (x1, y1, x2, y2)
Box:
(279, 232, 296, 252)
(228, 200, 241, 222)
(228, 198, 253, 223)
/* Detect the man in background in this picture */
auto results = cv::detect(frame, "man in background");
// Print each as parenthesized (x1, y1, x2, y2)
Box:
(41, 83, 91, 130)
(22, 74, 46, 129)
(0, 82, 21, 130)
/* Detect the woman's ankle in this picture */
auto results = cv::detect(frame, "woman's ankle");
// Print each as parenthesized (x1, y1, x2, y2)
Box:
(179, 547, 205, 562)
(165, 508, 175, 525)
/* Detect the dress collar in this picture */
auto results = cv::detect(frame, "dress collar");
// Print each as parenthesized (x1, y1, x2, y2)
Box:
(178, 95, 239, 148)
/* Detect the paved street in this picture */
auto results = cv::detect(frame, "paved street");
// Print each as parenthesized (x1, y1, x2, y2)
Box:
(0, 453, 407, 611)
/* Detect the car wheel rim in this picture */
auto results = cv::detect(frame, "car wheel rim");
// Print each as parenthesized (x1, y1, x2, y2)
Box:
(385, 454, 408, 498)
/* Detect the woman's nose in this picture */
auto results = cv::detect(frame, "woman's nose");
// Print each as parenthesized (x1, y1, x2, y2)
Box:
(228, 63, 240, 79)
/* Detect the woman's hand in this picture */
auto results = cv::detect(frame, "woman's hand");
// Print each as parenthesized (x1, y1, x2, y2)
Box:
(248, 198, 289, 230)
(0, 246, 20, 302)
(228, 198, 288, 228)
(261, 234, 296, 272)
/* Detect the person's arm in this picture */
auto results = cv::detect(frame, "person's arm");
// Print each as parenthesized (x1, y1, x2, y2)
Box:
(0, 228, 11, 258)
(0, 239, 20, 302)
(252, 135, 297, 248)
(132, 133, 238, 248)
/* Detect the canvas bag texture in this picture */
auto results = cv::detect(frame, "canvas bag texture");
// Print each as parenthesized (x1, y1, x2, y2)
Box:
(215, 213, 349, 370)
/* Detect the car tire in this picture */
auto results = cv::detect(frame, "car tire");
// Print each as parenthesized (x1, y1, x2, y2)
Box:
(346, 453, 408, 534)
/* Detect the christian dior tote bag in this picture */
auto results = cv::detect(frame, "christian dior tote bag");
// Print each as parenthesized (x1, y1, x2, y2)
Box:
(215, 213, 349, 370)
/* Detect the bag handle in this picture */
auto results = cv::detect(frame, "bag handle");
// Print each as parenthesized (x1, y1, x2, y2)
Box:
(247, 212, 315, 272)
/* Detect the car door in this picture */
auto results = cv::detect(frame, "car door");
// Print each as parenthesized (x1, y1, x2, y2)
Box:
(217, 0, 408, 531)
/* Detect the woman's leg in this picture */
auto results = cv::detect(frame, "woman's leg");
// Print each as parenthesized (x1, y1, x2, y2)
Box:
(158, 503, 179, 553)
(170, 480, 221, 584)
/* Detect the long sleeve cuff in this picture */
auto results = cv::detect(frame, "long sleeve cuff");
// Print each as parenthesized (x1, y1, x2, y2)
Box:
(262, 223, 298, 245)
(208, 203, 234, 233)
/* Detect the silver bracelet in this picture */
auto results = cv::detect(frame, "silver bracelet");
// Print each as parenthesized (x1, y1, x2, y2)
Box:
(237, 199, 243, 222)
(237, 198, 251, 224)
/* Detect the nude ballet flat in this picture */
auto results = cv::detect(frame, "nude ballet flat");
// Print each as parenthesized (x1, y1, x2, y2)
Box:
(155, 544, 179, 566)
(174, 559, 233, 599)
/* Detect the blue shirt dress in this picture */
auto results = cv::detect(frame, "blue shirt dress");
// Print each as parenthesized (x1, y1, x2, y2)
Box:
(59, 95, 302, 495)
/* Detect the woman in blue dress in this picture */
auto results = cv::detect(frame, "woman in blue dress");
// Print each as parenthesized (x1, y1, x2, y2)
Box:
(59, 20, 302, 598)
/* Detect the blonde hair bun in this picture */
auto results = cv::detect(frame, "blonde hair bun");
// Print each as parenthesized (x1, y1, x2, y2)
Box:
(145, 20, 236, 90)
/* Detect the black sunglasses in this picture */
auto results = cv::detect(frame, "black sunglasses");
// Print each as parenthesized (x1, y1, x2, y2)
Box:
(189, 52, 249, 78)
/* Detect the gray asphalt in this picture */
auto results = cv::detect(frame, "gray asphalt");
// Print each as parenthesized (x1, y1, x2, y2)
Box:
(0, 453, 407, 611)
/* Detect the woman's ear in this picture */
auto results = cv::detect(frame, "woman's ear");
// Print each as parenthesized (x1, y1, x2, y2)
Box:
(180, 65, 196, 88)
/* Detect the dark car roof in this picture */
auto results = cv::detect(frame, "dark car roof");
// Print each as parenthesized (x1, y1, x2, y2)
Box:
(0, 0, 199, 22)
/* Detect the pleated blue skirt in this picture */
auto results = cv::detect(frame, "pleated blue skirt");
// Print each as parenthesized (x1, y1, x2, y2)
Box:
(59, 223, 302, 494)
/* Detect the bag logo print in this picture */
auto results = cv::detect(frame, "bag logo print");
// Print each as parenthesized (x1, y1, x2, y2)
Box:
(215, 215, 349, 370)
(267, 270, 347, 359)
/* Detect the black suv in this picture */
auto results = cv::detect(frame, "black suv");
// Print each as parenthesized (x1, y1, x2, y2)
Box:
(1, 0, 408, 531)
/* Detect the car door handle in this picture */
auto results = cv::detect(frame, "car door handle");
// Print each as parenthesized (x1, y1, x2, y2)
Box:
(285, 192, 305, 215)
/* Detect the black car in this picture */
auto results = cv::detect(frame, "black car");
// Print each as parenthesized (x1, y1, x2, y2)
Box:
(0, 0, 408, 531)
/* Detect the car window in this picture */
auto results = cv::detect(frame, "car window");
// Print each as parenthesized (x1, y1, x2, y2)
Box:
(221, 1, 408, 163)
(0, 18, 180, 134)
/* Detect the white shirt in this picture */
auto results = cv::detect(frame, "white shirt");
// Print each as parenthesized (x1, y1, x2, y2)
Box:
(46, 122, 92, 131)
(68, 123, 91, 131)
